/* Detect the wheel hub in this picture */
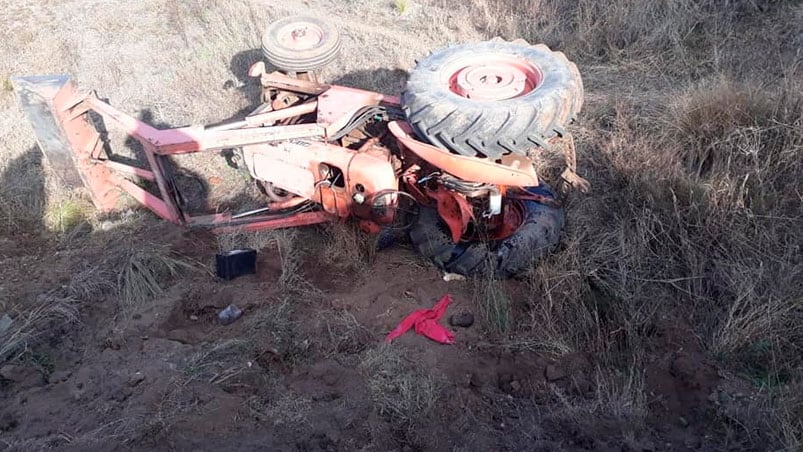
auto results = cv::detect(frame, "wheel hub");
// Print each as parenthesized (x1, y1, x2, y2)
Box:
(276, 22, 324, 51)
(448, 56, 542, 101)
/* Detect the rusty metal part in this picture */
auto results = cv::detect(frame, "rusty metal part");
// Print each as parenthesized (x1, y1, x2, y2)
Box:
(426, 186, 474, 243)
(242, 139, 397, 219)
(104, 160, 155, 182)
(208, 211, 333, 233)
(13, 74, 349, 232)
(208, 101, 317, 131)
(259, 181, 297, 203)
(554, 133, 590, 193)
(296, 71, 318, 83)
(357, 137, 380, 153)
(272, 91, 301, 111)
(86, 95, 324, 154)
(486, 200, 526, 241)
(260, 70, 330, 95)
(316, 85, 400, 136)
(268, 197, 310, 211)
(389, 121, 539, 187)
(438, 174, 493, 197)
(400, 165, 431, 206)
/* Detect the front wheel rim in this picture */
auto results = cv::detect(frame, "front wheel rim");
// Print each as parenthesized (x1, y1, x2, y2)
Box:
(276, 21, 325, 51)
(446, 55, 543, 101)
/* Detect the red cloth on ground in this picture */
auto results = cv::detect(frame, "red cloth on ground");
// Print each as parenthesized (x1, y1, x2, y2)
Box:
(385, 294, 455, 344)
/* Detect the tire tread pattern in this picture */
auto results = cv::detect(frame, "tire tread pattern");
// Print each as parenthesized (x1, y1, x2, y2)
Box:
(409, 185, 565, 277)
(402, 40, 583, 159)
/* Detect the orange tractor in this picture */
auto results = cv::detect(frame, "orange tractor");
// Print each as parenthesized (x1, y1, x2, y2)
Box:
(13, 17, 586, 276)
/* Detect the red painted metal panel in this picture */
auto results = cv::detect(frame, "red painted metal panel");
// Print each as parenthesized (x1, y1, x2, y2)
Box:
(389, 120, 539, 187)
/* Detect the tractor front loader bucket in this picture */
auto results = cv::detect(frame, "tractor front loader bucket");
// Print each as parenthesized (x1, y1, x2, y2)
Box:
(11, 75, 120, 211)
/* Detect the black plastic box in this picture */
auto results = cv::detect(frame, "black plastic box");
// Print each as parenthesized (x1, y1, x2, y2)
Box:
(215, 249, 257, 280)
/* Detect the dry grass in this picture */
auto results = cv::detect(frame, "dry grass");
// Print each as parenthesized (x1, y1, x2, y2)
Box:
(320, 221, 378, 272)
(43, 193, 93, 234)
(245, 297, 313, 366)
(471, 268, 512, 334)
(550, 362, 647, 432)
(439, 0, 801, 77)
(359, 345, 441, 438)
(217, 229, 279, 253)
(130, 382, 203, 443)
(519, 70, 802, 447)
(182, 339, 256, 386)
(246, 392, 312, 427)
(116, 245, 196, 308)
(0, 291, 79, 363)
(0, 417, 143, 450)
(245, 298, 295, 342)
(0, 148, 44, 235)
(316, 309, 373, 356)
(67, 265, 116, 302)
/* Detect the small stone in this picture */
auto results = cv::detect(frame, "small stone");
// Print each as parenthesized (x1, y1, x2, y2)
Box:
(127, 371, 145, 387)
(218, 304, 242, 325)
(449, 312, 474, 328)
(678, 416, 689, 428)
(545, 364, 568, 381)
(189, 314, 199, 321)
(510, 380, 521, 392)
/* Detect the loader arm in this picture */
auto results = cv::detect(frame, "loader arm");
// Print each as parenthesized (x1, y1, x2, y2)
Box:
(12, 74, 331, 230)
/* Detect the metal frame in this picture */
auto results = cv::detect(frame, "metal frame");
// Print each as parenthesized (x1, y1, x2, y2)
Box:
(12, 70, 578, 239)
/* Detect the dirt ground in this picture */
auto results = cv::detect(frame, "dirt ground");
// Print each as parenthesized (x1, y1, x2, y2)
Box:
(1, 0, 802, 451)
(0, 222, 728, 451)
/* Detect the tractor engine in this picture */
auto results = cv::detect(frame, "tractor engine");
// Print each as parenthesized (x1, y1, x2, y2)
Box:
(241, 139, 398, 223)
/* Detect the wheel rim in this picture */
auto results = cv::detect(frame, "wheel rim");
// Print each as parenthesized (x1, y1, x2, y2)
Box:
(446, 55, 542, 101)
(260, 181, 296, 202)
(276, 21, 325, 51)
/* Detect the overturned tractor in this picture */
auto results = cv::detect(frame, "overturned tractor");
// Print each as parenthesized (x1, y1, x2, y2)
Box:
(13, 16, 586, 277)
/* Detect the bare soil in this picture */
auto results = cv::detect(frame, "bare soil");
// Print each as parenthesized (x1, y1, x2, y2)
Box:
(1, 221, 732, 451)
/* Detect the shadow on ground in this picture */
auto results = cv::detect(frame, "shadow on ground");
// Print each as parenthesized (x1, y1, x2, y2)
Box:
(0, 146, 45, 237)
(331, 68, 409, 94)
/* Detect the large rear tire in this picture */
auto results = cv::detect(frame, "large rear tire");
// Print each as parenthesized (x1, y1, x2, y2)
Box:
(409, 184, 565, 277)
(261, 16, 341, 73)
(402, 40, 583, 160)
